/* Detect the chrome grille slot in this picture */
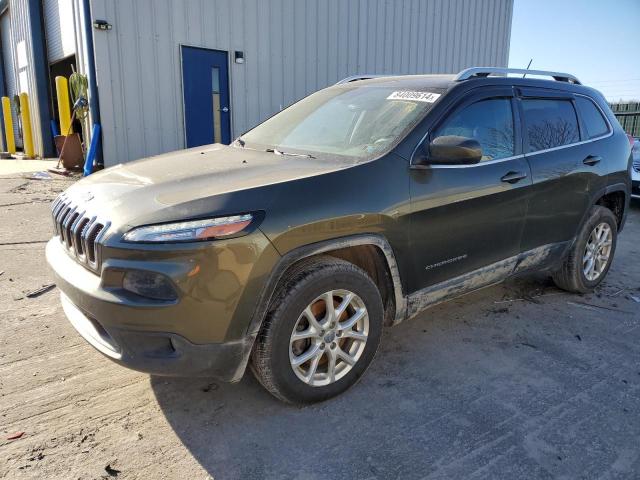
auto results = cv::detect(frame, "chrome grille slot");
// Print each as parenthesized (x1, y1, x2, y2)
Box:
(80, 217, 97, 260)
(51, 198, 64, 234)
(50, 195, 110, 272)
(73, 217, 90, 256)
(57, 206, 72, 242)
(64, 209, 79, 249)
(85, 222, 104, 264)
(633, 157, 640, 173)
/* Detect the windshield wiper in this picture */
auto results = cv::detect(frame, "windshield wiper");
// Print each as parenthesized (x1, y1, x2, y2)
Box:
(235, 137, 245, 147)
(266, 147, 315, 159)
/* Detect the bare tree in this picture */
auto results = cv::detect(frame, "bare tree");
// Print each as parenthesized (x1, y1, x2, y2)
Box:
(527, 117, 578, 151)
(483, 123, 514, 160)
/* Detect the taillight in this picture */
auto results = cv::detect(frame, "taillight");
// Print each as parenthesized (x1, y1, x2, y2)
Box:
(627, 134, 634, 146)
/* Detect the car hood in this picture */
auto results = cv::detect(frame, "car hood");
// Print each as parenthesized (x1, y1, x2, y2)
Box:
(61, 144, 353, 232)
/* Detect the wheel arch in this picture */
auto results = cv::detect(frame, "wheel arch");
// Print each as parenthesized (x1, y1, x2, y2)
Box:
(246, 234, 407, 337)
(590, 183, 630, 232)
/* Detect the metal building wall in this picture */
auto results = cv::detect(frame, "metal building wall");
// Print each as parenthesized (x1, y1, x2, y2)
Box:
(88, 0, 514, 166)
(70, 0, 94, 144)
(1, 10, 21, 148)
(43, 0, 77, 63)
(4, 0, 44, 154)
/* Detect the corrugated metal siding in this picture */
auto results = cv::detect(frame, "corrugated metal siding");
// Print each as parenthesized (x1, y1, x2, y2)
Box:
(70, 0, 93, 140)
(44, 0, 77, 63)
(0, 0, 80, 157)
(88, 0, 514, 166)
(2, 0, 45, 154)
(1, 10, 21, 147)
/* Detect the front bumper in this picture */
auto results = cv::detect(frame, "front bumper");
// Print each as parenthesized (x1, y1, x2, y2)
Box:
(46, 232, 278, 380)
(59, 292, 254, 380)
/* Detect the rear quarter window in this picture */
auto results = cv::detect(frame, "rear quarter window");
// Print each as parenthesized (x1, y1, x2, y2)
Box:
(522, 99, 580, 152)
(575, 96, 610, 139)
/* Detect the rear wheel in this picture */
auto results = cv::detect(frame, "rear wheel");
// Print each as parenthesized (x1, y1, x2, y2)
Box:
(251, 256, 383, 404)
(553, 205, 617, 293)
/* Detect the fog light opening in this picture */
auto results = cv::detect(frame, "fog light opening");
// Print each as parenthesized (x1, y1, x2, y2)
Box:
(86, 315, 120, 353)
(122, 270, 178, 301)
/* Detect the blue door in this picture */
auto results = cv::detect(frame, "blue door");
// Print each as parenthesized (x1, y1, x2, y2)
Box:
(181, 46, 231, 147)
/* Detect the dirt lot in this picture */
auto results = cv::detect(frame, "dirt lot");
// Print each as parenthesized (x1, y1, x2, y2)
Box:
(1, 173, 639, 480)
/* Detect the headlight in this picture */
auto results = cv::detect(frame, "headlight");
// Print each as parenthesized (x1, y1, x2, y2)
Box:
(123, 214, 253, 243)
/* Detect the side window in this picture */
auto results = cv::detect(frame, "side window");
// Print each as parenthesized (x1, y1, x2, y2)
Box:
(575, 96, 610, 139)
(522, 99, 579, 151)
(432, 98, 514, 161)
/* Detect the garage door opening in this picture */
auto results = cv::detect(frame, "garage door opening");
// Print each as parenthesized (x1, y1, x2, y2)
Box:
(49, 55, 82, 143)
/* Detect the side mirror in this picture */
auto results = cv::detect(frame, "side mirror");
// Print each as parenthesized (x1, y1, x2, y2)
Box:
(416, 135, 482, 166)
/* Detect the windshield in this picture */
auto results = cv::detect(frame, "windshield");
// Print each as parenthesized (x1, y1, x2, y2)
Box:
(240, 85, 442, 160)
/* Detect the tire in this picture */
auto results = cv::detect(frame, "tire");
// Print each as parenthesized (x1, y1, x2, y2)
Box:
(552, 205, 618, 293)
(251, 256, 384, 404)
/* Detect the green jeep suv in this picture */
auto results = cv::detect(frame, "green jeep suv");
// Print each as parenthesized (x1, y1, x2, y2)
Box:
(47, 68, 632, 404)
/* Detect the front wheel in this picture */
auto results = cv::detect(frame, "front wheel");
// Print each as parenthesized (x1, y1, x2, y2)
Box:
(251, 256, 384, 404)
(553, 205, 618, 293)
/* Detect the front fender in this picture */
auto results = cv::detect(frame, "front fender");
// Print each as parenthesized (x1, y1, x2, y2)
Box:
(245, 233, 407, 337)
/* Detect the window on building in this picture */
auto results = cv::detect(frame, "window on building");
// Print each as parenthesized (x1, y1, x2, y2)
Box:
(575, 96, 609, 139)
(522, 99, 579, 151)
(432, 98, 514, 161)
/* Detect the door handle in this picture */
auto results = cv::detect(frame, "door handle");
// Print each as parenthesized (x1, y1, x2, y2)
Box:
(583, 155, 601, 166)
(501, 171, 527, 184)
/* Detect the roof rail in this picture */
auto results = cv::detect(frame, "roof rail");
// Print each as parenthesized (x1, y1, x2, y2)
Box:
(335, 75, 388, 85)
(455, 67, 581, 85)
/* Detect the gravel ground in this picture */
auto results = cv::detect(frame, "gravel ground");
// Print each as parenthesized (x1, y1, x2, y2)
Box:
(1, 173, 639, 480)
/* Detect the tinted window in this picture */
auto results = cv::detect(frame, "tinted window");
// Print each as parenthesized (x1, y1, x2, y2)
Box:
(522, 99, 579, 151)
(575, 96, 609, 139)
(433, 98, 514, 161)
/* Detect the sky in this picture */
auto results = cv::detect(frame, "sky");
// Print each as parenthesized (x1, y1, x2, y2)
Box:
(509, 0, 640, 102)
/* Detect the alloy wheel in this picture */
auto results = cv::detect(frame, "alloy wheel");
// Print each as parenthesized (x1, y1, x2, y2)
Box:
(289, 289, 369, 387)
(583, 222, 613, 281)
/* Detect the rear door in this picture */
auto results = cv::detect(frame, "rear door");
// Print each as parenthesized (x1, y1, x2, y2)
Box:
(518, 89, 603, 251)
(408, 87, 530, 292)
(573, 94, 614, 194)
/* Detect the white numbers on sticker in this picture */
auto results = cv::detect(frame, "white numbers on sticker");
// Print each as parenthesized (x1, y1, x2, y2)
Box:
(387, 91, 441, 103)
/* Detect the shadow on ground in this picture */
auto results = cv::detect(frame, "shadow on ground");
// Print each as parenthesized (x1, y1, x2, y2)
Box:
(151, 259, 640, 479)
(150, 195, 640, 480)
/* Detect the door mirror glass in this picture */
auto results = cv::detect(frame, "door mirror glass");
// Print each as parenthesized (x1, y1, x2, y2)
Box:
(426, 135, 482, 165)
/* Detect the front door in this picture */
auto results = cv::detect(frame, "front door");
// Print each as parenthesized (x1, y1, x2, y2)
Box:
(408, 87, 530, 292)
(181, 46, 231, 147)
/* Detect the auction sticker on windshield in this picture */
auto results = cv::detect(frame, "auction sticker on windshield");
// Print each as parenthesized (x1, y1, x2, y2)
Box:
(386, 91, 441, 103)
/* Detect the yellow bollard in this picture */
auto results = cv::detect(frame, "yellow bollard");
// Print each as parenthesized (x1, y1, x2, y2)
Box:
(1, 96, 15, 154)
(0, 107, 4, 152)
(55, 76, 72, 136)
(19, 93, 34, 159)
